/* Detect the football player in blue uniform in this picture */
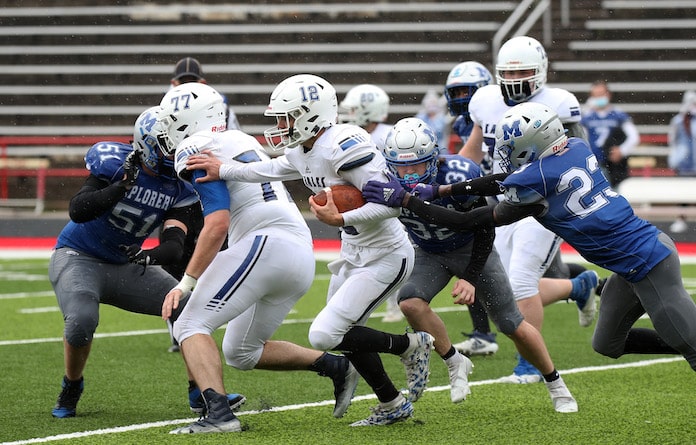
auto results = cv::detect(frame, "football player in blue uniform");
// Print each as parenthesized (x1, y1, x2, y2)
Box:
(48, 107, 235, 418)
(374, 117, 578, 412)
(364, 102, 696, 373)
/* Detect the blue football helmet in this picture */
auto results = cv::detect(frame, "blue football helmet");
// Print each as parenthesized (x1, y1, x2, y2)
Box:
(382, 117, 439, 188)
(444, 61, 492, 118)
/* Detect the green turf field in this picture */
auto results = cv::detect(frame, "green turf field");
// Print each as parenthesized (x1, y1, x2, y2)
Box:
(1, 259, 694, 445)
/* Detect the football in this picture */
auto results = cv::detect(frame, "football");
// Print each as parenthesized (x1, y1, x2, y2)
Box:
(312, 184, 366, 213)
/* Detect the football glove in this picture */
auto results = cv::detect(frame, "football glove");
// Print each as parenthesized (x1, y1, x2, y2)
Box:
(119, 243, 153, 266)
(411, 183, 440, 202)
(363, 173, 407, 208)
(121, 150, 141, 189)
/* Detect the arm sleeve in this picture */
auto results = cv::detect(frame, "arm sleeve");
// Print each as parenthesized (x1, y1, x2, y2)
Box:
(219, 155, 302, 182)
(342, 201, 401, 226)
(449, 173, 509, 196)
(405, 197, 497, 232)
(460, 224, 495, 285)
(68, 174, 129, 223)
(140, 226, 186, 265)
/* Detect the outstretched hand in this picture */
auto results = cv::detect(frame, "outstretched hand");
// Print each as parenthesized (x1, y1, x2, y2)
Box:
(186, 152, 222, 183)
(362, 173, 408, 208)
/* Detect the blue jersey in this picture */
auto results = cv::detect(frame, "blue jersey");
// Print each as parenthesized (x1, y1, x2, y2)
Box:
(581, 108, 632, 162)
(400, 155, 482, 253)
(56, 142, 198, 263)
(502, 138, 670, 282)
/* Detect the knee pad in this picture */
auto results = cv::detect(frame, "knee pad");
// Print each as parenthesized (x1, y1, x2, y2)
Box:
(308, 329, 340, 351)
(496, 318, 519, 336)
(591, 336, 622, 359)
(64, 316, 97, 348)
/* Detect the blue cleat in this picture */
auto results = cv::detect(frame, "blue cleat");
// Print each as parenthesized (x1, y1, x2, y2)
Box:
(52, 375, 84, 418)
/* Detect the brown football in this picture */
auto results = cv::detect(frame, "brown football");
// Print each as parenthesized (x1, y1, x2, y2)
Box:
(313, 184, 366, 213)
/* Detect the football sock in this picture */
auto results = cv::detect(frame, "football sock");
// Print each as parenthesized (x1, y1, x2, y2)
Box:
(336, 325, 410, 355)
(543, 369, 560, 383)
(308, 352, 345, 379)
(441, 345, 457, 360)
(344, 351, 400, 403)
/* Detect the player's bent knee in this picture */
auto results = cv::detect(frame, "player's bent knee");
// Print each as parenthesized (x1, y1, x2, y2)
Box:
(308, 330, 340, 351)
(224, 350, 261, 370)
(398, 297, 427, 318)
(64, 318, 97, 348)
(496, 319, 519, 336)
(591, 338, 623, 359)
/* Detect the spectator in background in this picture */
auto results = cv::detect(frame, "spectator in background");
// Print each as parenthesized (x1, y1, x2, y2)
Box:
(171, 57, 241, 131)
(581, 80, 640, 188)
(415, 90, 451, 155)
(667, 90, 696, 233)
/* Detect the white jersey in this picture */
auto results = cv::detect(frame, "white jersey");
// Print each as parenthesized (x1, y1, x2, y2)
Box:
(370, 122, 392, 150)
(469, 84, 580, 300)
(470, 84, 581, 174)
(226, 124, 409, 249)
(174, 129, 312, 247)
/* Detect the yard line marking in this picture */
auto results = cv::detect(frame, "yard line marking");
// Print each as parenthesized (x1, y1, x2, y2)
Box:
(0, 357, 684, 445)
(18, 306, 60, 314)
(0, 307, 468, 346)
(0, 291, 55, 300)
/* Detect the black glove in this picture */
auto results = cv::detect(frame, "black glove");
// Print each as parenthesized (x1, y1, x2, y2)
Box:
(121, 150, 141, 189)
(119, 243, 153, 266)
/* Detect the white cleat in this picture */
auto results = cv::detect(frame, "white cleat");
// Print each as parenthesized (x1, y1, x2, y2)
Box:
(448, 354, 474, 403)
(545, 376, 578, 413)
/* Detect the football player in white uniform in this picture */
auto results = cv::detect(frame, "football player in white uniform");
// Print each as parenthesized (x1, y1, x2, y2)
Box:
(339, 84, 403, 323)
(157, 83, 360, 434)
(186, 74, 435, 427)
(458, 36, 599, 383)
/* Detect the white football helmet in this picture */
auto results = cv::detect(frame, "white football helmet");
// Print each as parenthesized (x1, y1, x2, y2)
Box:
(338, 84, 390, 127)
(264, 74, 337, 151)
(133, 106, 176, 179)
(495, 102, 568, 172)
(156, 82, 227, 156)
(444, 61, 492, 116)
(382, 117, 439, 188)
(496, 36, 548, 105)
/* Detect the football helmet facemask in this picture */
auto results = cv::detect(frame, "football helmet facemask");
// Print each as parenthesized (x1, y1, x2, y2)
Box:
(444, 61, 492, 117)
(496, 36, 548, 106)
(338, 84, 390, 127)
(495, 102, 567, 173)
(133, 106, 177, 179)
(264, 74, 338, 151)
(156, 83, 227, 156)
(382, 117, 439, 188)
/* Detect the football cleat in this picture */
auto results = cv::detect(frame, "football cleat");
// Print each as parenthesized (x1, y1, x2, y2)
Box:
(189, 387, 246, 414)
(349, 396, 413, 426)
(400, 331, 434, 402)
(499, 355, 542, 384)
(332, 360, 360, 418)
(52, 375, 84, 418)
(569, 270, 599, 327)
(454, 331, 499, 356)
(545, 376, 578, 413)
(169, 416, 242, 434)
(172, 389, 242, 434)
(448, 354, 474, 403)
